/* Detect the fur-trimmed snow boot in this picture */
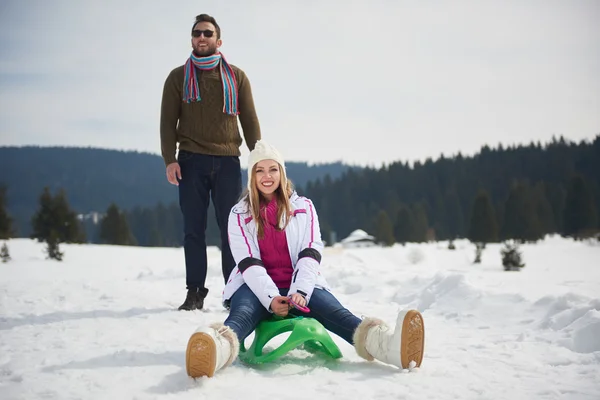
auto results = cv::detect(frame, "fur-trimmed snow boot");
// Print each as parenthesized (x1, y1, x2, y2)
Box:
(186, 323, 239, 378)
(353, 309, 425, 369)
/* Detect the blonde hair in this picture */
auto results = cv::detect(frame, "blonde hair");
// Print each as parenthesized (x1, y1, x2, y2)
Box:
(244, 162, 295, 239)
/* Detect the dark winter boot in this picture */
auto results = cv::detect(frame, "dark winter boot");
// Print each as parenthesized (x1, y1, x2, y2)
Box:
(178, 288, 203, 311)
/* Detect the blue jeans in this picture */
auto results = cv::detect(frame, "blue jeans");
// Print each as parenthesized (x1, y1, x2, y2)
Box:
(224, 284, 362, 345)
(177, 151, 241, 296)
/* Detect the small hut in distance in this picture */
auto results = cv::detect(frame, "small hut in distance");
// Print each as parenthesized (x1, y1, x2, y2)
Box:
(340, 229, 376, 248)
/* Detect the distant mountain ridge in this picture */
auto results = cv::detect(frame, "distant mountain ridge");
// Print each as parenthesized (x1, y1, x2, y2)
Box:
(0, 146, 355, 236)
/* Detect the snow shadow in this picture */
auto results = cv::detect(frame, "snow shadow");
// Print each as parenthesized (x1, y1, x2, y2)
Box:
(146, 353, 400, 395)
(0, 307, 172, 330)
(42, 350, 184, 372)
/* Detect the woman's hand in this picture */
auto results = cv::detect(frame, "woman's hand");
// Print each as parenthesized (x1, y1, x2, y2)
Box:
(289, 293, 306, 307)
(270, 296, 290, 317)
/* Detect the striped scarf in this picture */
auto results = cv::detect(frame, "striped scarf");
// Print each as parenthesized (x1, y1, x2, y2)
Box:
(183, 52, 239, 115)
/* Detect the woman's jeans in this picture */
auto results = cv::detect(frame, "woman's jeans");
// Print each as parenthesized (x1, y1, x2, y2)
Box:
(224, 284, 362, 345)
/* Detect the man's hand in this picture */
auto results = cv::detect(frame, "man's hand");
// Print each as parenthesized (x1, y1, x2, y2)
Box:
(166, 162, 182, 185)
(289, 293, 306, 308)
(270, 296, 290, 317)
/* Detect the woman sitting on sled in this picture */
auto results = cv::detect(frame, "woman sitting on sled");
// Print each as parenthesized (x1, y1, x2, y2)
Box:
(185, 140, 425, 377)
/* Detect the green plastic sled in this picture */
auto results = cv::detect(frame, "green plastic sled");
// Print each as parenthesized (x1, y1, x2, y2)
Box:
(238, 316, 343, 364)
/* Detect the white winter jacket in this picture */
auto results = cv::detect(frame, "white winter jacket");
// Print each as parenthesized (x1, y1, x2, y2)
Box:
(223, 192, 330, 311)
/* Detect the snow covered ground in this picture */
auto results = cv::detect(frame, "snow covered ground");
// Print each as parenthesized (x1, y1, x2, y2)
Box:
(1, 236, 599, 400)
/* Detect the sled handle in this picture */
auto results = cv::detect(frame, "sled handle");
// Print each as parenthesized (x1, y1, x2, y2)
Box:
(288, 296, 310, 313)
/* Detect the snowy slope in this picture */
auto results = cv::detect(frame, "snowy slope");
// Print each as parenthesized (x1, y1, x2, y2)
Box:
(1, 237, 599, 400)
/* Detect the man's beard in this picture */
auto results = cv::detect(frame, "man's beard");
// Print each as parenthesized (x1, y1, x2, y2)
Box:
(193, 43, 218, 57)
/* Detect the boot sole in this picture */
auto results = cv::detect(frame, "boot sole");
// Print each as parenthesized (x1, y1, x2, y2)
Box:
(400, 310, 425, 368)
(186, 332, 216, 377)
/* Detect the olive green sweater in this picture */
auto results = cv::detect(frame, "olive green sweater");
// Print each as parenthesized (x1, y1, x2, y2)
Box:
(160, 64, 261, 166)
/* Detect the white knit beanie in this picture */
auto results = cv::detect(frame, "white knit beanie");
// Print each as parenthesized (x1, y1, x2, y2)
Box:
(247, 140, 286, 189)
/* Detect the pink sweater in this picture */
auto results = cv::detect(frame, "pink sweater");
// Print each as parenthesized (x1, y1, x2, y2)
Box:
(258, 198, 294, 288)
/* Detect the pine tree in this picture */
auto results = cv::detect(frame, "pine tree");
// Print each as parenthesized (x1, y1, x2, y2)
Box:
(501, 240, 525, 271)
(52, 189, 86, 243)
(0, 185, 14, 240)
(155, 202, 174, 246)
(468, 190, 498, 263)
(562, 175, 598, 239)
(445, 189, 464, 238)
(468, 190, 498, 244)
(501, 182, 544, 242)
(431, 195, 447, 240)
(45, 231, 63, 261)
(1, 242, 10, 263)
(31, 187, 85, 260)
(545, 183, 566, 233)
(533, 182, 556, 235)
(149, 228, 163, 247)
(374, 210, 395, 246)
(31, 187, 55, 242)
(411, 202, 429, 243)
(125, 206, 150, 246)
(394, 205, 412, 245)
(31, 187, 85, 244)
(99, 203, 136, 245)
(474, 243, 484, 263)
(144, 207, 163, 247)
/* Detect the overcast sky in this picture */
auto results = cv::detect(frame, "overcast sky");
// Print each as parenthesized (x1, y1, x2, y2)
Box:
(1, 0, 598, 167)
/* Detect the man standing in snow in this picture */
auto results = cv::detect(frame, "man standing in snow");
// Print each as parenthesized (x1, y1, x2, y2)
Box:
(160, 14, 261, 310)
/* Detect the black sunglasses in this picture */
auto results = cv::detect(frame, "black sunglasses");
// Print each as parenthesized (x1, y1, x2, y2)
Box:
(192, 29, 214, 38)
